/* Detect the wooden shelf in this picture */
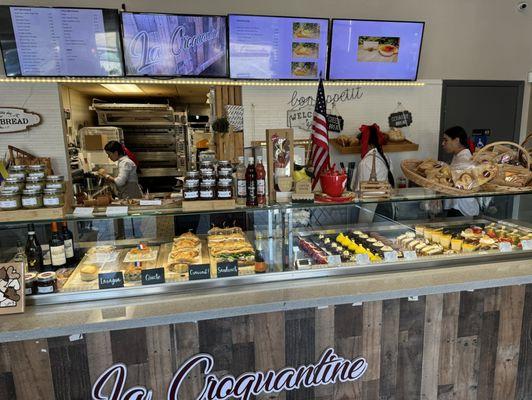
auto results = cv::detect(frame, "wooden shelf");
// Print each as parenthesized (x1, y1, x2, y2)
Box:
(0, 205, 67, 223)
(330, 138, 419, 154)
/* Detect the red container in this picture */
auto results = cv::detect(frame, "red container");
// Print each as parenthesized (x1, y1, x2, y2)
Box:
(320, 174, 347, 197)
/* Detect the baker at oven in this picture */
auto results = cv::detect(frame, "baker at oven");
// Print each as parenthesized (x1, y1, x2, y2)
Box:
(101, 141, 143, 199)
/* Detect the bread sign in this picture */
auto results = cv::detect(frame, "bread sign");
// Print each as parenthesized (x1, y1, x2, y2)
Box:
(0, 107, 41, 133)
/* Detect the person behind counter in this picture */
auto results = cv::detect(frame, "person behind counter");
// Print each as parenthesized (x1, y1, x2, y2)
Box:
(441, 126, 479, 217)
(101, 141, 143, 199)
(349, 123, 395, 221)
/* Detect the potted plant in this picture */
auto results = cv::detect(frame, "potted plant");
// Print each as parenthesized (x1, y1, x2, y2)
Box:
(211, 117, 230, 136)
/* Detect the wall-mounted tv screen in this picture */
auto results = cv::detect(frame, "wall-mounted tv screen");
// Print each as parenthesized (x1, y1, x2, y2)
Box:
(329, 19, 424, 80)
(121, 12, 227, 77)
(0, 6, 124, 77)
(229, 15, 329, 80)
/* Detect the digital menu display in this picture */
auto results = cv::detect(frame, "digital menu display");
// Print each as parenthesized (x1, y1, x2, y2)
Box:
(0, 6, 124, 77)
(229, 15, 328, 80)
(329, 19, 424, 80)
(121, 13, 227, 77)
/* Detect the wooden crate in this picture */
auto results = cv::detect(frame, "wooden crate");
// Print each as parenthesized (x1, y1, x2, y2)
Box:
(182, 199, 236, 212)
(214, 130, 244, 163)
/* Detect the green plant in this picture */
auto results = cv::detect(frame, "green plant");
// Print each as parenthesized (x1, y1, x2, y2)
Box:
(211, 117, 230, 134)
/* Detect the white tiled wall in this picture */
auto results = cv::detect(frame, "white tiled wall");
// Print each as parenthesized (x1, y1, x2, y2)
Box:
(0, 83, 69, 177)
(242, 80, 443, 178)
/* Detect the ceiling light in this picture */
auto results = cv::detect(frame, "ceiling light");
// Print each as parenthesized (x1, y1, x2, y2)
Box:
(101, 83, 143, 94)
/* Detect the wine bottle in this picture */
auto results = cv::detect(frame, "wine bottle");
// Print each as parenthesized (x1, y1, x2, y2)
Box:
(256, 156, 266, 206)
(49, 222, 66, 270)
(25, 224, 43, 273)
(246, 157, 257, 206)
(61, 222, 75, 267)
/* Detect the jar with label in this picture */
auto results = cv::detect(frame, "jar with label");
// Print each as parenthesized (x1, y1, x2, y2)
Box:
(22, 188, 43, 209)
(25, 272, 37, 295)
(201, 170, 216, 186)
(218, 170, 233, 186)
(183, 180, 199, 201)
(0, 188, 21, 211)
(43, 188, 64, 208)
(46, 175, 65, 192)
(27, 171, 46, 180)
(8, 165, 27, 179)
(217, 160, 232, 174)
(199, 161, 215, 176)
(185, 170, 200, 186)
(217, 182, 233, 199)
(26, 164, 46, 175)
(25, 175, 45, 191)
(4, 176, 25, 191)
(36, 271, 57, 294)
(200, 181, 215, 200)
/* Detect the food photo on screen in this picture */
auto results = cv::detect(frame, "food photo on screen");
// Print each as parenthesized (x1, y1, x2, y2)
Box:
(292, 42, 319, 59)
(121, 13, 227, 77)
(357, 36, 399, 63)
(292, 22, 321, 39)
(291, 61, 318, 77)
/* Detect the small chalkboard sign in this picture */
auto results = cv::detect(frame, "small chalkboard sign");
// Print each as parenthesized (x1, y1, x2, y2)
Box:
(141, 268, 165, 285)
(98, 272, 124, 289)
(189, 264, 211, 281)
(388, 110, 412, 128)
(217, 261, 239, 278)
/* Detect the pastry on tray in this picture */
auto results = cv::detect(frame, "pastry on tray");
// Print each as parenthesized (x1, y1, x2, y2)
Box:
(169, 249, 199, 263)
(168, 263, 188, 274)
(87, 245, 115, 254)
(80, 264, 98, 282)
(124, 265, 142, 281)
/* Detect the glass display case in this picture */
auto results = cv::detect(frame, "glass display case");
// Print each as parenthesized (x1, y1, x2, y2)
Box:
(0, 190, 530, 305)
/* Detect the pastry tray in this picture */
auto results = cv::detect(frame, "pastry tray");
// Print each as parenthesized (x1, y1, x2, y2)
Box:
(123, 248, 159, 263)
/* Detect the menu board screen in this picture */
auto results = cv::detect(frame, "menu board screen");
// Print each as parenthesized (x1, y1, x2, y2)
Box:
(0, 6, 124, 77)
(121, 13, 227, 77)
(329, 19, 424, 80)
(229, 15, 329, 80)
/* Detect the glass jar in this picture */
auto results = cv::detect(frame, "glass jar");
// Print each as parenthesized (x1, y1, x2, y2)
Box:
(25, 175, 45, 191)
(200, 181, 215, 200)
(199, 160, 214, 175)
(4, 175, 25, 191)
(217, 182, 233, 199)
(201, 170, 216, 186)
(43, 188, 64, 208)
(27, 171, 46, 180)
(46, 175, 65, 192)
(26, 164, 46, 175)
(22, 188, 43, 209)
(8, 165, 27, 179)
(183, 180, 199, 201)
(36, 272, 57, 294)
(185, 170, 200, 186)
(217, 160, 232, 174)
(0, 188, 21, 211)
(218, 170, 233, 186)
(25, 272, 38, 295)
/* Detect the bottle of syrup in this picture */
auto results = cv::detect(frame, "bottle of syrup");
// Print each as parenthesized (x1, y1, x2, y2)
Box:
(256, 156, 266, 206)
(246, 157, 257, 206)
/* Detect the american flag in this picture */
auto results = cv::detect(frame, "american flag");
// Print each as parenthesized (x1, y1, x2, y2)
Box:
(310, 78, 330, 189)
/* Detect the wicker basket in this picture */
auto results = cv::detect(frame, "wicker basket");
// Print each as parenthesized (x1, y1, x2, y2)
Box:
(522, 133, 532, 169)
(401, 159, 480, 196)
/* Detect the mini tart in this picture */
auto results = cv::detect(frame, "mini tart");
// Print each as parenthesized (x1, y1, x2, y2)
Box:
(381, 246, 394, 252)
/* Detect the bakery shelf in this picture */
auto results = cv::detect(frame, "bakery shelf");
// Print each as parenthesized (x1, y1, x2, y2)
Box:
(330, 138, 419, 154)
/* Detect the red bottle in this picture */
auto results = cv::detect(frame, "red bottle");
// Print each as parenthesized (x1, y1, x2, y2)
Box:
(246, 157, 257, 206)
(256, 156, 266, 205)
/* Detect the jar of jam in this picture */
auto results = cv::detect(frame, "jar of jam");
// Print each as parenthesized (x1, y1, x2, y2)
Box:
(25, 175, 45, 191)
(217, 182, 233, 199)
(36, 272, 57, 294)
(27, 171, 46, 180)
(218, 170, 233, 186)
(43, 188, 64, 208)
(22, 188, 43, 209)
(8, 165, 27, 179)
(4, 175, 25, 191)
(185, 170, 200, 186)
(26, 164, 46, 175)
(46, 175, 66, 192)
(201, 170, 216, 186)
(183, 180, 199, 201)
(199, 161, 214, 175)
(0, 188, 21, 211)
(25, 272, 38, 295)
(218, 160, 232, 174)
(200, 181, 215, 200)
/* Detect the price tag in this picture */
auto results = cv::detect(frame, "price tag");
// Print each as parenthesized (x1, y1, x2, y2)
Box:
(139, 199, 162, 206)
(356, 253, 370, 265)
(106, 206, 128, 216)
(73, 207, 94, 217)
(403, 250, 418, 260)
(498, 242, 513, 253)
(216, 261, 239, 278)
(188, 264, 211, 281)
(98, 272, 124, 289)
(384, 251, 398, 262)
(141, 268, 165, 285)
(327, 255, 342, 265)
(521, 239, 532, 251)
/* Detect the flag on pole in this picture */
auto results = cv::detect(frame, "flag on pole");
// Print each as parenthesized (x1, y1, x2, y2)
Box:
(309, 77, 330, 189)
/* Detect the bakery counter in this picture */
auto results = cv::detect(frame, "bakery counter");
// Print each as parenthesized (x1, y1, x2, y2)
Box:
(1, 253, 531, 343)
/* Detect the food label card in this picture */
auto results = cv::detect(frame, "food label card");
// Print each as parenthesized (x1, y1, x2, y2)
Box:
(141, 268, 165, 285)
(0, 263, 24, 315)
(355, 253, 370, 265)
(189, 264, 211, 281)
(383, 251, 398, 262)
(98, 272, 124, 289)
(521, 239, 532, 251)
(327, 255, 342, 266)
(217, 261, 239, 278)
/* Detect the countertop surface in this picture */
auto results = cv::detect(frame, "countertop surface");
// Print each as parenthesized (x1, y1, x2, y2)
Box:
(1, 257, 531, 342)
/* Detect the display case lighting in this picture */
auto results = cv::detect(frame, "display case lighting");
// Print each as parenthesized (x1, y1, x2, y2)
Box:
(0, 76, 425, 87)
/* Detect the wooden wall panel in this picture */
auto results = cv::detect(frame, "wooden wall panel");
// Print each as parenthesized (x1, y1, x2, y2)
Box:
(214, 85, 243, 118)
(2, 284, 532, 400)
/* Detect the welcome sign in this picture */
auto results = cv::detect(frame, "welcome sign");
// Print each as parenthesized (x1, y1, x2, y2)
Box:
(0, 107, 41, 133)
(91, 348, 367, 400)
(121, 13, 227, 77)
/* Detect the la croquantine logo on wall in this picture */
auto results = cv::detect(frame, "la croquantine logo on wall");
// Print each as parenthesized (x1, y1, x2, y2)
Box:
(0, 107, 41, 133)
(91, 348, 368, 400)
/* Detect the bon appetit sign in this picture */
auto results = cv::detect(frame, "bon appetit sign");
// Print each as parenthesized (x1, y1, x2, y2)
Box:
(91, 348, 367, 400)
(0, 107, 41, 133)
